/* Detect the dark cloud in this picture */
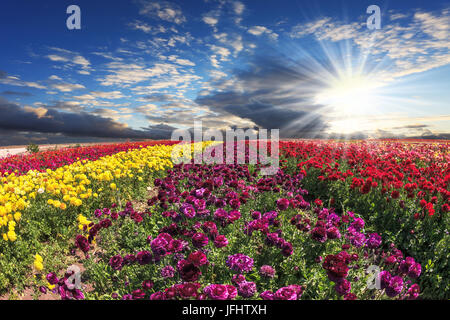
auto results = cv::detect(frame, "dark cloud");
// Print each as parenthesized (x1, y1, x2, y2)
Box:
(1, 91, 32, 97)
(392, 124, 429, 129)
(0, 98, 176, 143)
(142, 94, 176, 102)
(0, 70, 7, 79)
(195, 55, 331, 138)
(140, 123, 177, 140)
(0, 129, 125, 147)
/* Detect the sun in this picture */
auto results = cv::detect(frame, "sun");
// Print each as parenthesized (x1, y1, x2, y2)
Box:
(314, 75, 381, 115)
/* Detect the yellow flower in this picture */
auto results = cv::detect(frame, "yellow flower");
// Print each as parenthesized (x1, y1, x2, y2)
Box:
(7, 230, 17, 242)
(13, 212, 21, 222)
(34, 260, 43, 271)
(110, 183, 117, 190)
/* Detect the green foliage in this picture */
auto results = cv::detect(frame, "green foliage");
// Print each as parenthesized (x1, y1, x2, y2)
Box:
(26, 143, 39, 154)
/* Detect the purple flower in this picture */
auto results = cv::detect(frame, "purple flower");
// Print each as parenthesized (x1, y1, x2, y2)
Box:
(229, 198, 241, 210)
(326, 227, 341, 239)
(407, 263, 421, 279)
(46, 272, 59, 285)
(192, 232, 209, 248)
(204, 284, 229, 300)
(259, 265, 275, 278)
(385, 276, 404, 297)
(142, 280, 154, 290)
(399, 257, 415, 274)
(407, 284, 420, 300)
(161, 265, 175, 278)
(276, 198, 290, 211)
(214, 235, 229, 248)
(150, 291, 166, 300)
(73, 289, 85, 300)
(123, 254, 136, 265)
(379, 270, 392, 290)
(136, 250, 152, 265)
(281, 242, 293, 257)
(177, 259, 202, 282)
(231, 274, 246, 286)
(334, 279, 351, 296)
(251, 211, 262, 219)
(180, 203, 196, 218)
(274, 285, 303, 300)
(366, 233, 382, 248)
(350, 232, 366, 248)
(214, 208, 228, 221)
(151, 237, 168, 256)
(311, 226, 327, 243)
(237, 281, 257, 298)
(75, 235, 90, 253)
(226, 285, 237, 300)
(350, 217, 365, 231)
(260, 290, 274, 300)
(226, 254, 254, 273)
(109, 255, 123, 271)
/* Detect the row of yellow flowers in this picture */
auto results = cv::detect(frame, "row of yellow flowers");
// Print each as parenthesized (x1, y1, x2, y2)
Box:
(0, 141, 216, 243)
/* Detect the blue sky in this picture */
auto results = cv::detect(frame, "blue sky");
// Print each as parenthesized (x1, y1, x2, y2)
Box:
(0, 0, 449, 145)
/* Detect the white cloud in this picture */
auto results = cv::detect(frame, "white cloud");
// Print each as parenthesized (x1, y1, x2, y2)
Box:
(168, 55, 196, 66)
(129, 20, 152, 33)
(233, 2, 245, 15)
(203, 16, 218, 26)
(49, 75, 62, 80)
(46, 47, 92, 75)
(247, 26, 278, 40)
(98, 62, 179, 86)
(290, 9, 450, 80)
(138, 1, 186, 24)
(209, 45, 231, 60)
(51, 82, 85, 92)
(414, 10, 449, 40)
(0, 75, 46, 89)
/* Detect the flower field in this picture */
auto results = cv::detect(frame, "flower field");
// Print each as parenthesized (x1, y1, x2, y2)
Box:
(0, 139, 448, 300)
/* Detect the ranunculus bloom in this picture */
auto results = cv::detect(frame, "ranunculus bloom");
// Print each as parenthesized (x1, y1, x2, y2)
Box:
(237, 281, 257, 298)
(177, 260, 202, 282)
(385, 276, 403, 297)
(161, 265, 175, 278)
(204, 284, 229, 300)
(274, 287, 298, 300)
(259, 265, 275, 278)
(276, 198, 290, 211)
(46, 272, 59, 285)
(366, 233, 382, 248)
(191, 232, 209, 248)
(214, 235, 229, 248)
(136, 250, 152, 265)
(109, 255, 123, 271)
(260, 290, 274, 300)
(188, 251, 208, 267)
(132, 289, 146, 300)
(335, 279, 351, 296)
(142, 280, 154, 290)
(226, 254, 254, 273)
